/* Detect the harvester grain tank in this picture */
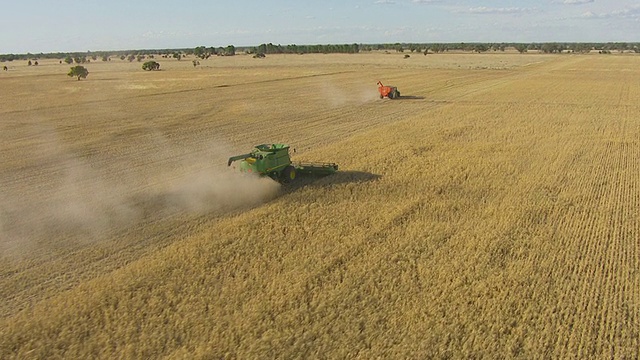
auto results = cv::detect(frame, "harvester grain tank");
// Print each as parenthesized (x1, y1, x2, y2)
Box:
(227, 144, 338, 183)
(377, 81, 400, 99)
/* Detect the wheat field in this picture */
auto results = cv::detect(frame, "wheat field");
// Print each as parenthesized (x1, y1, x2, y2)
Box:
(1, 52, 639, 358)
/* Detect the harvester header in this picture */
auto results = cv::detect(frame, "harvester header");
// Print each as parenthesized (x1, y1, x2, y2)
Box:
(227, 143, 338, 183)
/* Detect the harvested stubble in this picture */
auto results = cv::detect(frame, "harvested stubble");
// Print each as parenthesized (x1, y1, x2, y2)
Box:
(1, 53, 639, 359)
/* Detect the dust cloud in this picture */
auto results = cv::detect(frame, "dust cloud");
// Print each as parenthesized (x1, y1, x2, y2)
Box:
(319, 80, 377, 107)
(0, 131, 280, 257)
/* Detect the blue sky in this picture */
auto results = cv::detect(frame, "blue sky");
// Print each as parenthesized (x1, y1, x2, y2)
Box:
(1, 0, 639, 54)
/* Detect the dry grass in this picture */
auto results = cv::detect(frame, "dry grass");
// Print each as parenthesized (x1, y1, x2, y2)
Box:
(1, 52, 639, 358)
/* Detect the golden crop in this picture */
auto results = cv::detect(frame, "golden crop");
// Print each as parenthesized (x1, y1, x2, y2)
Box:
(1, 52, 638, 358)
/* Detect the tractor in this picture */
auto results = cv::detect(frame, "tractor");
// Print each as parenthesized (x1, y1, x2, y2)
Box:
(377, 81, 400, 99)
(227, 144, 338, 183)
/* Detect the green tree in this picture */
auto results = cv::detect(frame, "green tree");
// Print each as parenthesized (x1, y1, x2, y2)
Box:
(67, 65, 89, 80)
(473, 44, 488, 53)
(142, 61, 160, 71)
(514, 44, 528, 54)
(194, 46, 212, 59)
(541, 43, 564, 54)
(430, 44, 445, 53)
(64, 55, 73, 64)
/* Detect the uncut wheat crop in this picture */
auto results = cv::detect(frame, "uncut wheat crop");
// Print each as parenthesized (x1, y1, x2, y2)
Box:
(1, 52, 639, 359)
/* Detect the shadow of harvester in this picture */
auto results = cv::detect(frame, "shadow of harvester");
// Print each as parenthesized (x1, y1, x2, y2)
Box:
(281, 170, 382, 194)
(395, 95, 425, 100)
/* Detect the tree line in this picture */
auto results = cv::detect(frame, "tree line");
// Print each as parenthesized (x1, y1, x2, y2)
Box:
(2, 42, 639, 62)
(362, 42, 640, 54)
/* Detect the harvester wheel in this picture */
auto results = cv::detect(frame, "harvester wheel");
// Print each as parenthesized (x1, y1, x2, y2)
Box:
(396, 91, 401, 98)
(379, 94, 384, 99)
(281, 166, 296, 183)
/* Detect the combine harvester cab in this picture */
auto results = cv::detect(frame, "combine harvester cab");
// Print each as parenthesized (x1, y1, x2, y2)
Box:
(377, 81, 400, 99)
(227, 143, 338, 183)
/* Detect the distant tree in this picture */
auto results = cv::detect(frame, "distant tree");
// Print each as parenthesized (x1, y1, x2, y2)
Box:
(514, 44, 528, 54)
(473, 44, 488, 53)
(541, 43, 564, 54)
(3, 66, 7, 71)
(142, 61, 160, 71)
(404, 54, 410, 59)
(67, 65, 89, 80)
(172, 52, 182, 60)
(27, 60, 32, 66)
(91, 55, 97, 61)
(136, 55, 145, 62)
(253, 53, 266, 58)
(429, 43, 445, 53)
(101, 55, 109, 61)
(120, 55, 126, 60)
(194, 46, 211, 59)
(64, 55, 73, 64)
(192, 59, 200, 67)
(127, 54, 136, 62)
(225, 45, 236, 56)
(34, 61, 38, 66)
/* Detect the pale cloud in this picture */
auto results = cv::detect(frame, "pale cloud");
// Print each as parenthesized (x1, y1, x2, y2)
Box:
(461, 7, 537, 14)
(563, 0, 594, 4)
(374, 0, 395, 4)
(580, 5, 640, 19)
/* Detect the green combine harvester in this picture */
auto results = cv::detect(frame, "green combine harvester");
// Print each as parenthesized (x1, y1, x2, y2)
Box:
(227, 143, 338, 183)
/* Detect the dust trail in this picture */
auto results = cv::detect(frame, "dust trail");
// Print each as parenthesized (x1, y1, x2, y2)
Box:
(0, 129, 280, 258)
(319, 79, 377, 107)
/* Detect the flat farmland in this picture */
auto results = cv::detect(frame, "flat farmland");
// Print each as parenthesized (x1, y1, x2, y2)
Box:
(1, 52, 639, 358)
